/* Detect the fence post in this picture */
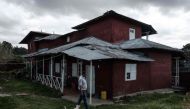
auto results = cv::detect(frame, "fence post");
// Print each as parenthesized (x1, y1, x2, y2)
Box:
(50, 56, 53, 87)
(36, 60, 38, 80)
(30, 59, 32, 79)
(43, 57, 45, 84)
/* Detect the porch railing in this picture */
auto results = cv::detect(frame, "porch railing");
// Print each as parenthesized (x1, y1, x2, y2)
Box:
(172, 76, 179, 86)
(36, 73, 63, 92)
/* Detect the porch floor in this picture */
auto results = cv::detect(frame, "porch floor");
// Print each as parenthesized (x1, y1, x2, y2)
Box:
(62, 88, 113, 106)
(62, 95, 113, 106)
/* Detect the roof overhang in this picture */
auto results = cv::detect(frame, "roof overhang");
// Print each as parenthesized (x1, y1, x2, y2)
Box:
(20, 31, 50, 44)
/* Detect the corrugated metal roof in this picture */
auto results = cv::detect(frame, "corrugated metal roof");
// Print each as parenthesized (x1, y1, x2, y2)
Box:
(61, 45, 153, 61)
(23, 37, 153, 61)
(62, 46, 112, 60)
(22, 48, 49, 58)
(35, 34, 61, 41)
(22, 51, 40, 58)
(119, 38, 182, 52)
(85, 45, 154, 61)
(37, 36, 118, 55)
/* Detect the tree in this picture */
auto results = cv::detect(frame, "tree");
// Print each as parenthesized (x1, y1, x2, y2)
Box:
(0, 41, 14, 60)
(13, 46, 27, 55)
(0, 41, 27, 61)
(182, 43, 190, 60)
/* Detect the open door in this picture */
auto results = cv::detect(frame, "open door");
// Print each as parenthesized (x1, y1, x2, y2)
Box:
(86, 65, 95, 94)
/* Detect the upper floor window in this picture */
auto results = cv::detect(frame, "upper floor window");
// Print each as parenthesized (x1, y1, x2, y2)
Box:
(125, 64, 137, 81)
(67, 37, 70, 42)
(129, 28, 136, 40)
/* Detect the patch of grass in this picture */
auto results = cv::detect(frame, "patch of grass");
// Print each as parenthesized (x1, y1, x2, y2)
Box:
(0, 79, 62, 97)
(95, 93, 188, 109)
(0, 95, 75, 109)
(0, 96, 17, 109)
(0, 79, 189, 109)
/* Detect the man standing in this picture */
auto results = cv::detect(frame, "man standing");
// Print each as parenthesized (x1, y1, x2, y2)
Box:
(75, 74, 88, 109)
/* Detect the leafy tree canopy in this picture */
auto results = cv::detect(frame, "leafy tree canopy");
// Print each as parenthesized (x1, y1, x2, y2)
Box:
(0, 41, 27, 62)
(182, 43, 190, 60)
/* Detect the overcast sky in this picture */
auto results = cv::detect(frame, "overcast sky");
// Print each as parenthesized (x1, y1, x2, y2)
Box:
(0, 0, 190, 48)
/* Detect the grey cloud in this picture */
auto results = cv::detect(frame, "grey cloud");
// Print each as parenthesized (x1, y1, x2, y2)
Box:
(0, 18, 20, 29)
(4, 0, 190, 18)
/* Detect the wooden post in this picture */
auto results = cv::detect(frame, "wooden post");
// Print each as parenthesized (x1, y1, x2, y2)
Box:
(50, 56, 53, 87)
(43, 57, 45, 84)
(61, 55, 65, 93)
(36, 60, 38, 80)
(30, 59, 33, 79)
(175, 57, 180, 86)
(25, 60, 28, 69)
(89, 60, 93, 104)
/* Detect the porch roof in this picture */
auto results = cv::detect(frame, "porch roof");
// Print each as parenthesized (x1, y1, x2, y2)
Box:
(62, 46, 112, 60)
(23, 37, 154, 61)
(69, 45, 153, 61)
(37, 36, 118, 55)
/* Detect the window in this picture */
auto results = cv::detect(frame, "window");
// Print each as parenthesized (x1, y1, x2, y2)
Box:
(125, 64, 137, 81)
(55, 63, 60, 73)
(72, 63, 78, 77)
(67, 37, 70, 42)
(129, 28, 135, 40)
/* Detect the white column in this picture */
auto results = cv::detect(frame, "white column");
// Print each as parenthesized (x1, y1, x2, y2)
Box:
(89, 60, 93, 104)
(43, 57, 45, 84)
(30, 59, 33, 79)
(50, 56, 53, 87)
(61, 55, 65, 93)
(36, 60, 38, 80)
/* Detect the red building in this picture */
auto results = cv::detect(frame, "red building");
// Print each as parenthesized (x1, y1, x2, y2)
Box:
(20, 10, 181, 101)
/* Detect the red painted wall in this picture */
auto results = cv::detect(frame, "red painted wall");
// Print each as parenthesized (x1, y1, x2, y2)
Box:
(32, 17, 143, 51)
(85, 18, 113, 42)
(86, 17, 142, 43)
(111, 18, 142, 43)
(112, 60, 150, 97)
(148, 51, 172, 89)
(93, 60, 113, 99)
(112, 51, 172, 97)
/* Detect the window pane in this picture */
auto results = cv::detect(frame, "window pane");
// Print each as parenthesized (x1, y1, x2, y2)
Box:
(125, 64, 137, 81)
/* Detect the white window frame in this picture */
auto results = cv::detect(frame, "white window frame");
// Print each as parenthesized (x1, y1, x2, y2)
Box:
(125, 64, 137, 81)
(129, 28, 136, 40)
(55, 63, 60, 73)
